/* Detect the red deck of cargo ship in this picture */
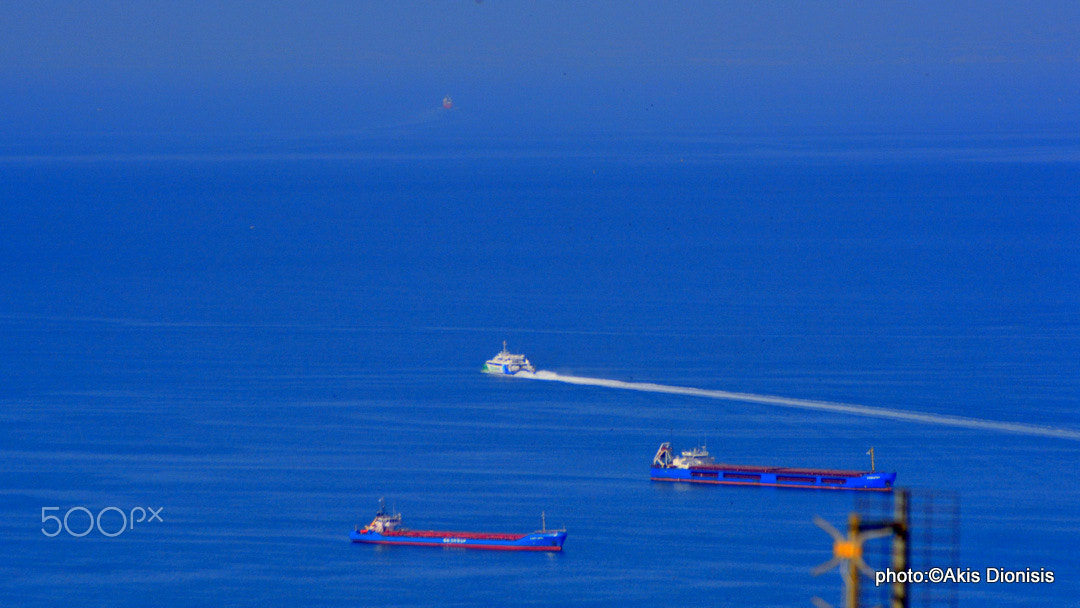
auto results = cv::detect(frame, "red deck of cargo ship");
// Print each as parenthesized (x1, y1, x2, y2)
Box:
(694, 463, 869, 478)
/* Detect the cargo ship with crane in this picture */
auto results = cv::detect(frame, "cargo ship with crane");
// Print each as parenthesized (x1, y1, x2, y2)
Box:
(650, 443, 896, 492)
(350, 501, 566, 551)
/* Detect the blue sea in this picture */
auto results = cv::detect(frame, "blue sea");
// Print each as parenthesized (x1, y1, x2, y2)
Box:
(1, 131, 1078, 606)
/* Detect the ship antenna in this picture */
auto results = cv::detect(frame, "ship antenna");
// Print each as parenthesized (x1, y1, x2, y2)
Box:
(866, 447, 875, 472)
(541, 511, 546, 532)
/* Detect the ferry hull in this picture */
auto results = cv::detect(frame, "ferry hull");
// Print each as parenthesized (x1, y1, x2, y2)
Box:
(482, 363, 535, 375)
(651, 466, 895, 492)
(350, 530, 566, 551)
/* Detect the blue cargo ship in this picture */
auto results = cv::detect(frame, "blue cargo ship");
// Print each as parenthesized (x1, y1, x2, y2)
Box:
(350, 502, 566, 551)
(650, 443, 896, 492)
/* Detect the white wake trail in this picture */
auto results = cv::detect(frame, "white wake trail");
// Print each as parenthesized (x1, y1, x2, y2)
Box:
(528, 371, 1080, 441)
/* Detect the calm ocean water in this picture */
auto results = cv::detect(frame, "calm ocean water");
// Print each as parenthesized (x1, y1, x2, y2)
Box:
(1, 132, 1078, 606)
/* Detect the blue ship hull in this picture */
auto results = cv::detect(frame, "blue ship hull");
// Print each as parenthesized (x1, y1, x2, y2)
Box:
(651, 466, 896, 491)
(350, 529, 566, 551)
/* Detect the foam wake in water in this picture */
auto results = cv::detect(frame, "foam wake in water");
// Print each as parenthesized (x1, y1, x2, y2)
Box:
(528, 371, 1080, 441)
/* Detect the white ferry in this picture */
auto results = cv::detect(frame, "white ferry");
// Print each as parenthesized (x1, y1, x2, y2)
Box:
(482, 341, 536, 375)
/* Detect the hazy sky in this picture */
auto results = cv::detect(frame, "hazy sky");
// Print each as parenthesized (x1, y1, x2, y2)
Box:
(3, 2, 1078, 136)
